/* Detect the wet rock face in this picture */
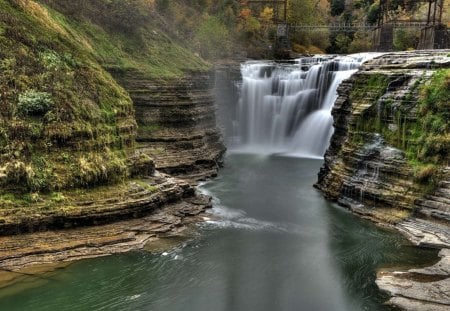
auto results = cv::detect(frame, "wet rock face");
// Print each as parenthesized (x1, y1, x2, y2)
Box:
(115, 70, 226, 183)
(214, 62, 242, 142)
(317, 51, 450, 224)
(317, 51, 450, 311)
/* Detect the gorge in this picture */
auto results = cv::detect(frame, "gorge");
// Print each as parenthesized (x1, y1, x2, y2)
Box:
(2, 50, 449, 310)
(0, 1, 449, 311)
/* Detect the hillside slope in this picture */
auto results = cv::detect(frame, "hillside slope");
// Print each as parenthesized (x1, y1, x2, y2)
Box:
(0, 0, 224, 232)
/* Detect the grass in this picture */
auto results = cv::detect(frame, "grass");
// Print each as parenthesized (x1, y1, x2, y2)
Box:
(134, 180, 158, 193)
(40, 0, 211, 79)
(351, 69, 450, 194)
(0, 177, 159, 217)
(0, 0, 140, 193)
(371, 208, 411, 224)
(0, 0, 217, 196)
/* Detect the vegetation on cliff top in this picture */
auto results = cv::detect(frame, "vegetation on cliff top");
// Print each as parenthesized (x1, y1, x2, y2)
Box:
(0, 0, 140, 195)
(0, 0, 224, 210)
(351, 69, 449, 190)
(39, 0, 210, 78)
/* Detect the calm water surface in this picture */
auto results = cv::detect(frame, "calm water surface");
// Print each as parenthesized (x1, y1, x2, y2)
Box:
(0, 154, 437, 311)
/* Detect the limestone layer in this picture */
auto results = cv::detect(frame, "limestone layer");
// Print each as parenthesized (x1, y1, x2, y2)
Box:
(115, 70, 226, 183)
(316, 51, 450, 311)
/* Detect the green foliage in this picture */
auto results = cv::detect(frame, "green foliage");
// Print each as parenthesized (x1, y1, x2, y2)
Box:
(287, 0, 318, 25)
(330, 0, 346, 16)
(394, 29, 419, 51)
(195, 15, 231, 60)
(348, 31, 372, 53)
(366, 3, 380, 25)
(17, 90, 54, 116)
(0, 0, 138, 193)
(334, 33, 352, 54)
(40, 0, 210, 78)
(135, 180, 157, 193)
(415, 69, 450, 164)
(351, 74, 390, 102)
(287, 0, 329, 53)
(353, 70, 449, 191)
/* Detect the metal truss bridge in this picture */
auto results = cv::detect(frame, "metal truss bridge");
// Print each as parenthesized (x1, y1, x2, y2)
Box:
(289, 22, 429, 32)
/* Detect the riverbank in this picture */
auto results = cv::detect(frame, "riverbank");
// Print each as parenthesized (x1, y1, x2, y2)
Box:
(2, 154, 440, 311)
(316, 50, 450, 311)
(0, 176, 212, 287)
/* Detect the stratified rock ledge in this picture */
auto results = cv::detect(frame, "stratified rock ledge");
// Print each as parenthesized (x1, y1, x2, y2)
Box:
(316, 50, 450, 311)
(376, 249, 450, 311)
(0, 172, 212, 284)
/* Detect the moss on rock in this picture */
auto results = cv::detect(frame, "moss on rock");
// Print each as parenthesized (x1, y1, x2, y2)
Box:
(0, 0, 138, 193)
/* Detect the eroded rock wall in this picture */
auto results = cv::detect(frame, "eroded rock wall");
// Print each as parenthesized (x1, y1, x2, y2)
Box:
(317, 51, 450, 225)
(115, 70, 226, 183)
(316, 51, 450, 310)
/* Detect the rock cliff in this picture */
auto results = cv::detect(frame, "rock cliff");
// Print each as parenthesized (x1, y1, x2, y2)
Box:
(114, 70, 225, 183)
(316, 51, 450, 310)
(0, 0, 224, 240)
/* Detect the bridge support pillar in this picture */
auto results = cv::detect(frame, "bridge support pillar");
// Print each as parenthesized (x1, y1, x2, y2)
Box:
(372, 24, 394, 51)
(418, 24, 449, 49)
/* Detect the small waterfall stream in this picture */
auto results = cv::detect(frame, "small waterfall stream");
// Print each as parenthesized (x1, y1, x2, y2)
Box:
(232, 54, 376, 158)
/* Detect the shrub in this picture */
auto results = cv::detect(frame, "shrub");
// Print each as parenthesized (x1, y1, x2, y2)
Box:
(17, 90, 54, 116)
(348, 31, 372, 53)
(394, 29, 419, 51)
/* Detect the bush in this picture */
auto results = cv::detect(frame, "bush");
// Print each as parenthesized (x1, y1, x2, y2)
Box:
(348, 31, 372, 53)
(367, 3, 380, 25)
(394, 29, 419, 51)
(18, 90, 54, 116)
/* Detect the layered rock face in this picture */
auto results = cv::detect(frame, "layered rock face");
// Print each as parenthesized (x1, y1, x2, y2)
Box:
(0, 174, 212, 271)
(214, 62, 242, 142)
(115, 70, 225, 183)
(316, 51, 450, 310)
(0, 0, 224, 258)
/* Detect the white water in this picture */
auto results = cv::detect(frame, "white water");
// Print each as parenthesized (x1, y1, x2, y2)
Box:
(232, 53, 379, 158)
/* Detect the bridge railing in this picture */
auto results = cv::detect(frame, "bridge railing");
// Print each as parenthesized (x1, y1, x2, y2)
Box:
(289, 22, 429, 32)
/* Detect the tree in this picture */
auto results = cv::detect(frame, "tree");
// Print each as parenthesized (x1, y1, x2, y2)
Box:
(287, 0, 318, 25)
(260, 7, 274, 24)
(330, 0, 345, 16)
(195, 15, 232, 59)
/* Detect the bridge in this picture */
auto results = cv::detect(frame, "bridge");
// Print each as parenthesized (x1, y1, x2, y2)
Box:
(289, 22, 429, 32)
(373, 0, 449, 50)
(245, 0, 449, 54)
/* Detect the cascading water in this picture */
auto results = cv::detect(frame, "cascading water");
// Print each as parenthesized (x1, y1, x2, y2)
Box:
(232, 53, 377, 158)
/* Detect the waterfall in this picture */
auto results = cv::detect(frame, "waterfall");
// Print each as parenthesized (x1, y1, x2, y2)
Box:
(232, 53, 378, 158)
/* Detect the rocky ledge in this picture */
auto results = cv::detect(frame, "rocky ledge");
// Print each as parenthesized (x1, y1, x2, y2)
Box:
(316, 51, 450, 310)
(0, 67, 226, 284)
(114, 70, 226, 183)
(376, 249, 450, 311)
(0, 172, 212, 279)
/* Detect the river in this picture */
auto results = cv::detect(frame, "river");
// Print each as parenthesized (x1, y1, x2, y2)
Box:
(0, 154, 437, 311)
(0, 56, 439, 310)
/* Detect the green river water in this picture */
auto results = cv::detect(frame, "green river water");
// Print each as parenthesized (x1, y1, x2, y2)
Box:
(0, 154, 437, 311)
